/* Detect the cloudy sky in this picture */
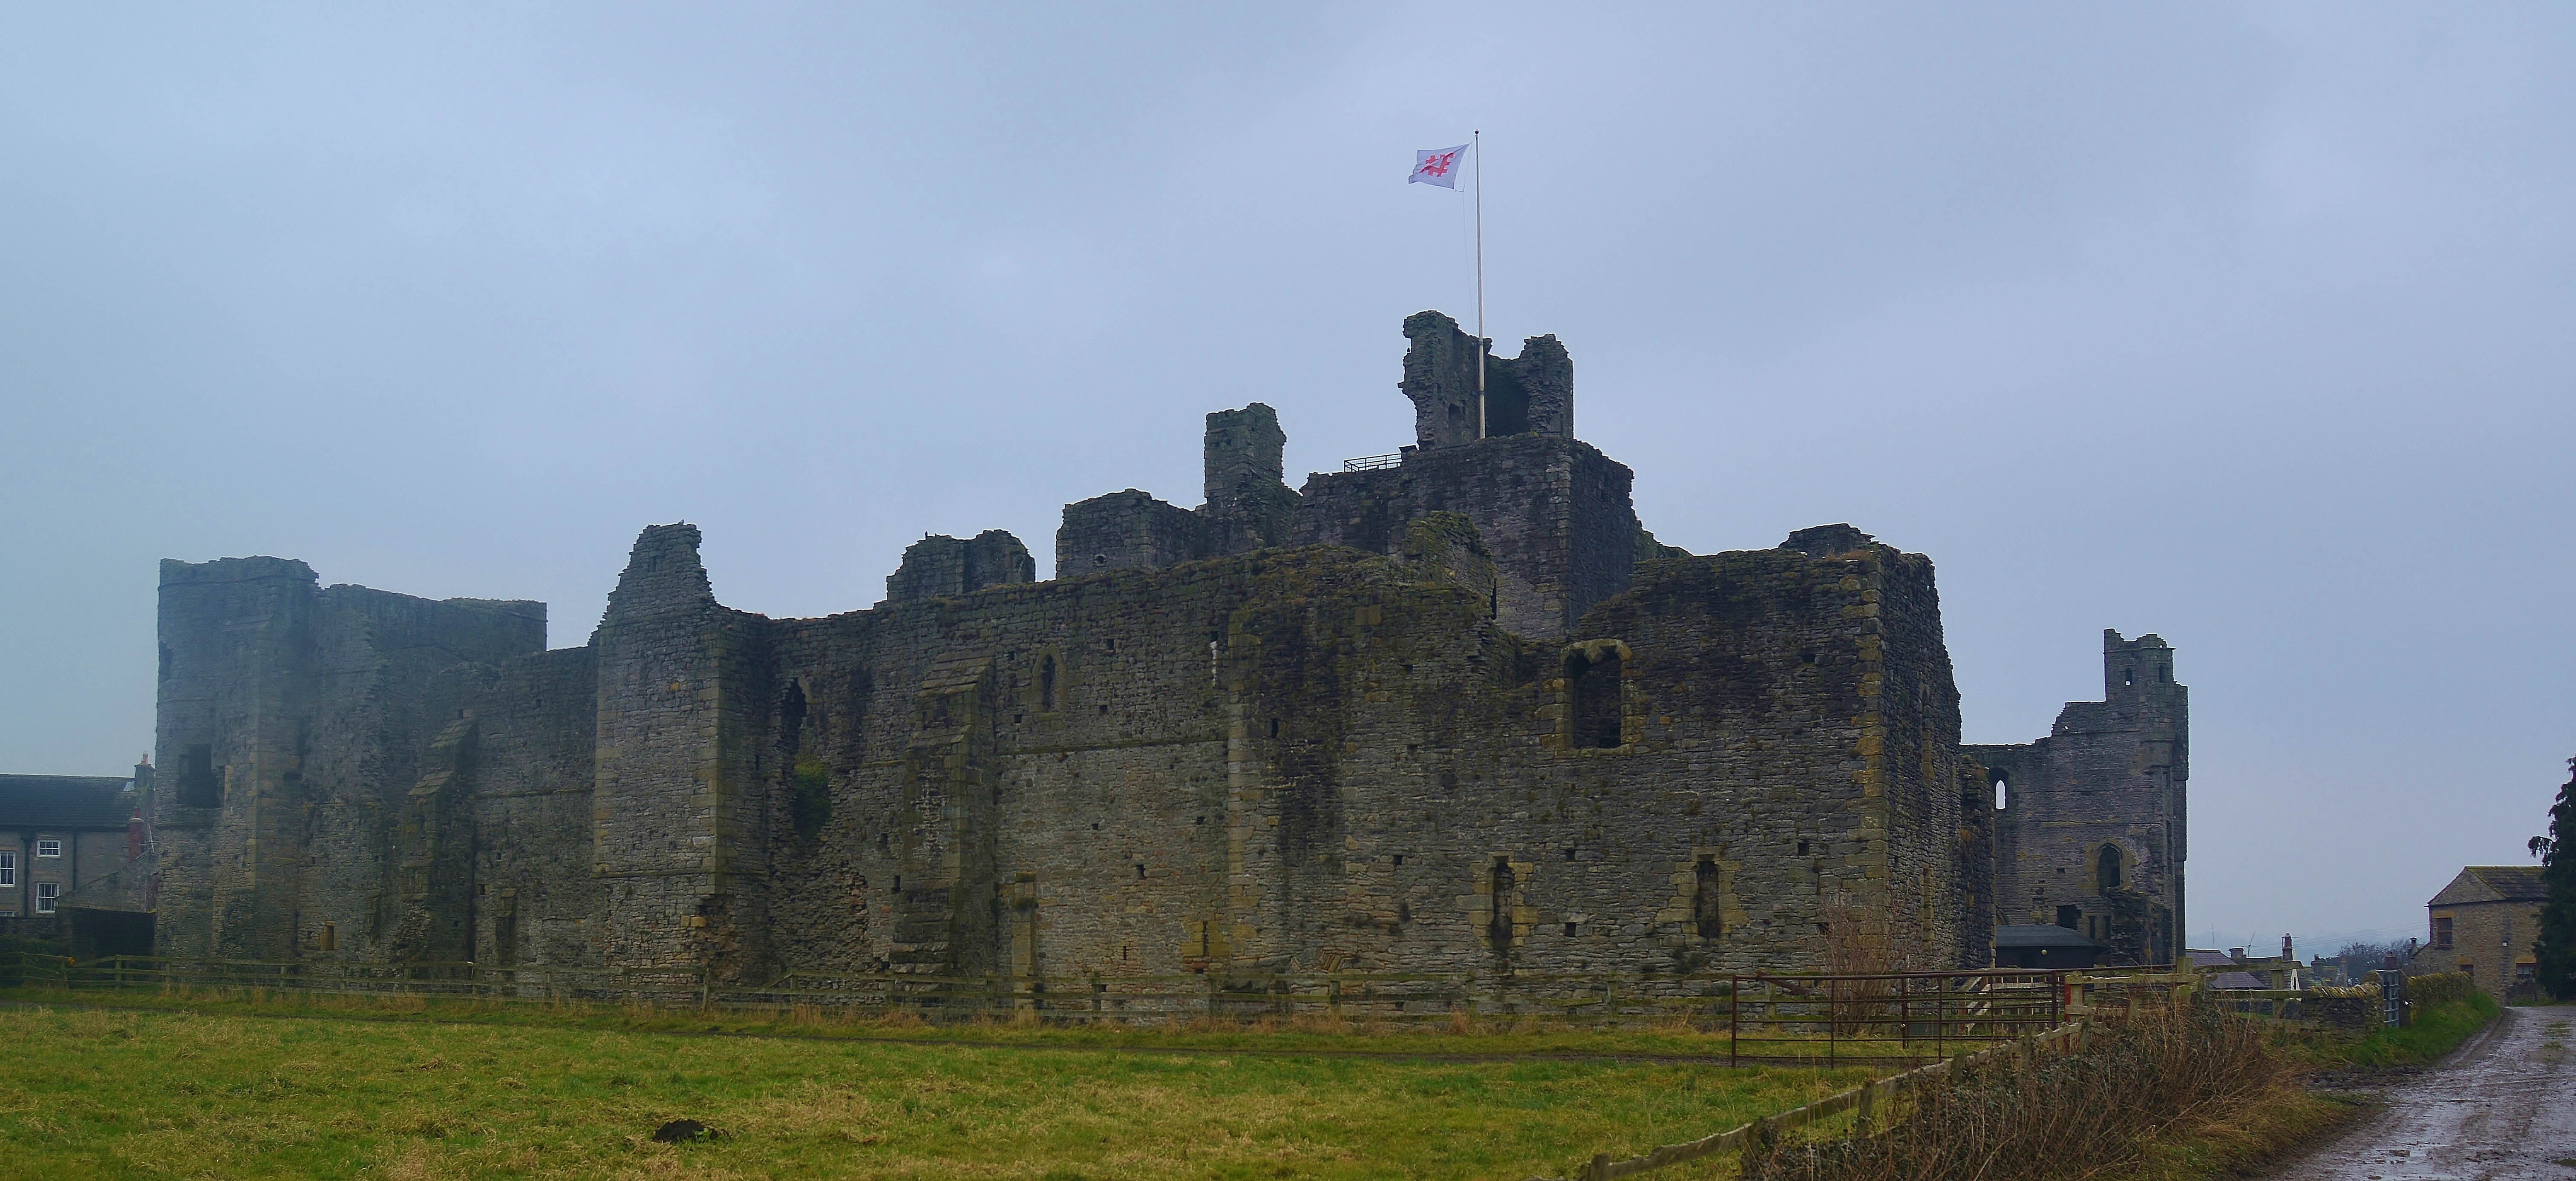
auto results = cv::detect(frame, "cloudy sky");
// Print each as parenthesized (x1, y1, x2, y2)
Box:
(4, 3, 2569, 951)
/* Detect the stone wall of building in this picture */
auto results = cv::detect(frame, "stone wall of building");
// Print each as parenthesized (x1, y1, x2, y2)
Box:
(1056, 490, 1204, 575)
(1294, 435, 1636, 642)
(1968, 631, 2188, 965)
(150, 557, 544, 961)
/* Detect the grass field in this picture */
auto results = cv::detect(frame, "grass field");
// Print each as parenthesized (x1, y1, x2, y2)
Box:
(0, 999, 1871, 1180)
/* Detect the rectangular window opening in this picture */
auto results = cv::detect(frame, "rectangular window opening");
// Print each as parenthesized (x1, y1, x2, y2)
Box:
(1568, 648, 1623, 750)
(35, 839, 61, 859)
(35, 882, 59, 914)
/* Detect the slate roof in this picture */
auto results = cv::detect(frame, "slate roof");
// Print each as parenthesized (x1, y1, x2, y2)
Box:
(1994, 924, 2100, 949)
(2208, 971, 2272, 990)
(2184, 949, 2238, 969)
(2428, 865, 2548, 907)
(0, 775, 136, 829)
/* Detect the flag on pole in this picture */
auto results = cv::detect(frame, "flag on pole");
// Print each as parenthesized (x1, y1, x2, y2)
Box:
(1409, 144, 1469, 188)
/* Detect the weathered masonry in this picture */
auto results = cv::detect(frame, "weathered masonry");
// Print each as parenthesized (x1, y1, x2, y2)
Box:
(142, 311, 2185, 983)
(1968, 632, 2189, 966)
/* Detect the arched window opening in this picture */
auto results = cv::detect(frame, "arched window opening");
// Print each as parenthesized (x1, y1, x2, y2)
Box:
(1992, 773, 2009, 811)
(1489, 860, 1516, 951)
(1569, 649, 1622, 750)
(1693, 858, 1723, 940)
(1039, 655, 1058, 712)
(2098, 844, 2124, 891)
(779, 683, 808, 750)
(2123, 667, 2135, 687)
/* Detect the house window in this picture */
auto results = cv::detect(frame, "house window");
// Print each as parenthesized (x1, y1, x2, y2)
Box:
(0, 851, 13, 887)
(2433, 916, 2453, 949)
(35, 882, 59, 913)
(35, 839, 62, 859)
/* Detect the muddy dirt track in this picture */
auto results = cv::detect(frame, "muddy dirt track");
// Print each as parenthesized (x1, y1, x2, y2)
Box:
(2267, 1004, 2576, 1181)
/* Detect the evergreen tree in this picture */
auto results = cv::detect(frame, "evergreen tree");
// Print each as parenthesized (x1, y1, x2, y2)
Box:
(2531, 757, 2576, 1001)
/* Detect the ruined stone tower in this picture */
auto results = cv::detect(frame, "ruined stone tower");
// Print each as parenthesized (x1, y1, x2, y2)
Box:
(1969, 631, 2189, 965)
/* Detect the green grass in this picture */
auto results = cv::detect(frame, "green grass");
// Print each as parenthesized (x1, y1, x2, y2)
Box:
(0, 983, 1912, 1063)
(0, 1001, 1873, 1180)
(2320, 994, 2501, 1069)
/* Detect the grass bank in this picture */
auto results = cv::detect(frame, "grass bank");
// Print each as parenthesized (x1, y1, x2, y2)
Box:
(2320, 994, 2501, 1069)
(0, 1002, 1870, 1180)
(0, 983, 1913, 1063)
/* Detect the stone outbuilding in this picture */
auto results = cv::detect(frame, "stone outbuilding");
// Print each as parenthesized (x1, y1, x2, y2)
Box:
(2415, 865, 2546, 1000)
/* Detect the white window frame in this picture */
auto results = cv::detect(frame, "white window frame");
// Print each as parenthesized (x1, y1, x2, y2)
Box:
(0, 851, 14, 887)
(35, 839, 62, 858)
(35, 882, 59, 913)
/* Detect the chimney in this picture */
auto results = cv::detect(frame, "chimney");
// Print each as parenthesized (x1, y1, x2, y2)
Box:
(2228, 947, 2245, 963)
(2282, 934, 2294, 960)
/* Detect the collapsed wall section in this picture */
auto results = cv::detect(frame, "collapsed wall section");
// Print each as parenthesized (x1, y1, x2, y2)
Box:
(1056, 490, 1203, 575)
(885, 531, 1035, 603)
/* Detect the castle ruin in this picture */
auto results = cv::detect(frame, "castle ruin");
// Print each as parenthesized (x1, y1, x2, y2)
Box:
(139, 310, 2185, 984)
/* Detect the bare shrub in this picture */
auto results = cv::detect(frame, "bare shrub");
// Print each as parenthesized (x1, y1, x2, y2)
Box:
(1815, 898, 1911, 1036)
(1746, 1002, 2283, 1181)
(1818, 898, 1912, 978)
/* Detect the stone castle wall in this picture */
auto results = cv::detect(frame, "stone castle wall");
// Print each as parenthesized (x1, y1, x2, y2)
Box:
(140, 310, 2172, 985)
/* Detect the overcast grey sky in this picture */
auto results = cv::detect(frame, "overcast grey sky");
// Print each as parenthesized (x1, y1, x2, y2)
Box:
(4, 3, 2569, 951)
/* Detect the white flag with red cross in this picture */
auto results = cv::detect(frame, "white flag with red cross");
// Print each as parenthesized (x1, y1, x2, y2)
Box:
(1409, 144, 1469, 188)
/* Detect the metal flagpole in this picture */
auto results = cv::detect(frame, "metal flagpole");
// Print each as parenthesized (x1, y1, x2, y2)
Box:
(1475, 129, 1485, 440)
